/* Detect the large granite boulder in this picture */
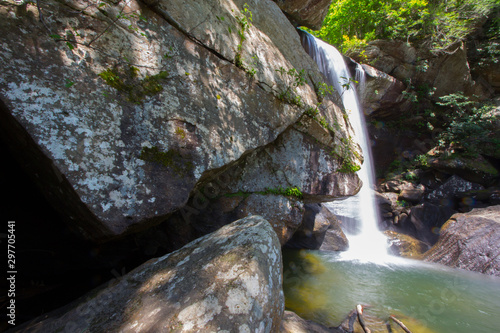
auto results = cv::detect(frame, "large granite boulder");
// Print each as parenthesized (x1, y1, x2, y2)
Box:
(237, 194, 305, 245)
(285, 203, 348, 250)
(272, 0, 332, 30)
(424, 206, 500, 276)
(350, 40, 417, 81)
(351, 39, 492, 103)
(0, 0, 352, 241)
(11, 215, 284, 332)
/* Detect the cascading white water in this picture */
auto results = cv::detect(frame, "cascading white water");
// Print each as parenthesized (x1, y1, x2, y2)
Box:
(300, 31, 389, 261)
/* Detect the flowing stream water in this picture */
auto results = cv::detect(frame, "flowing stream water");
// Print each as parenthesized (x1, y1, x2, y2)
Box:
(287, 31, 500, 332)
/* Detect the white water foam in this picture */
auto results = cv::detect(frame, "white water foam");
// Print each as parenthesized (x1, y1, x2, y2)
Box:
(300, 31, 390, 262)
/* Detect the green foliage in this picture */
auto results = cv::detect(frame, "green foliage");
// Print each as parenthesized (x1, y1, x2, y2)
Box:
(234, 3, 253, 71)
(404, 170, 419, 181)
(436, 92, 498, 157)
(261, 186, 304, 199)
(98, 66, 169, 104)
(315, 0, 500, 53)
(316, 82, 334, 102)
(175, 127, 186, 139)
(304, 106, 320, 117)
(333, 137, 361, 173)
(225, 186, 304, 199)
(477, 41, 500, 67)
(276, 67, 307, 107)
(64, 79, 75, 88)
(413, 154, 430, 168)
(397, 199, 409, 207)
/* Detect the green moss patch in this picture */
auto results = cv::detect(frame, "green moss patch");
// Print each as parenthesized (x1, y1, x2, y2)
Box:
(99, 66, 169, 104)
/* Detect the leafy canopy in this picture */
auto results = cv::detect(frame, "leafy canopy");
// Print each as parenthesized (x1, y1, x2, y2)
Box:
(312, 0, 500, 52)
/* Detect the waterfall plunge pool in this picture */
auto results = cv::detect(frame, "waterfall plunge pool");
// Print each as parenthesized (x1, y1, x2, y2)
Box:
(283, 249, 500, 333)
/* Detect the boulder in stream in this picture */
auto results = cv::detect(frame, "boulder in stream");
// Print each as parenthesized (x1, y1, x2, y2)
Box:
(285, 203, 349, 250)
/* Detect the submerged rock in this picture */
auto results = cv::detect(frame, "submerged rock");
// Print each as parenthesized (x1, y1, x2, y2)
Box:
(385, 230, 430, 258)
(424, 205, 500, 276)
(280, 310, 342, 333)
(11, 215, 284, 332)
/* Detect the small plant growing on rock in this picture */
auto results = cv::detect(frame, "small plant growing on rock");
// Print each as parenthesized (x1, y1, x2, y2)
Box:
(175, 127, 186, 139)
(275, 67, 307, 107)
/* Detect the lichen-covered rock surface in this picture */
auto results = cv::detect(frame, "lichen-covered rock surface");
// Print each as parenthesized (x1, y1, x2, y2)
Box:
(11, 215, 284, 332)
(0, 0, 359, 240)
(221, 127, 362, 202)
(424, 205, 500, 276)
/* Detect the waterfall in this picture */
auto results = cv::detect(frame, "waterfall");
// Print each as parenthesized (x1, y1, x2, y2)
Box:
(300, 31, 389, 261)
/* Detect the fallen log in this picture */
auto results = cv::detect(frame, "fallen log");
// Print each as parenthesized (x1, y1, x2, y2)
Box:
(390, 315, 412, 333)
(356, 304, 371, 333)
(336, 308, 357, 332)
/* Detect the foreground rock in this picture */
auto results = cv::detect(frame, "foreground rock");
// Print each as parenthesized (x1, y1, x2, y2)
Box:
(0, 0, 336, 241)
(424, 205, 500, 276)
(12, 216, 284, 332)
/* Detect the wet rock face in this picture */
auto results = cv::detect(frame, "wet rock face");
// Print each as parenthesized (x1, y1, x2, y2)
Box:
(424, 205, 500, 276)
(14, 216, 285, 332)
(0, 0, 343, 241)
(384, 230, 430, 258)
